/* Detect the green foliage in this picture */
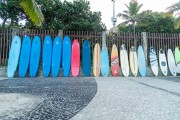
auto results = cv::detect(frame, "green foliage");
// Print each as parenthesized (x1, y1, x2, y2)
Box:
(0, 0, 24, 28)
(25, 0, 106, 31)
(117, 11, 180, 33)
(19, 0, 44, 26)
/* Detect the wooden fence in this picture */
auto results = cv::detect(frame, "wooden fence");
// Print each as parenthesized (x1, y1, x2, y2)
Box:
(0, 28, 179, 66)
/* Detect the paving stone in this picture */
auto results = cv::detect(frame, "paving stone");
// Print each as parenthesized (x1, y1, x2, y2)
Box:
(0, 77, 97, 120)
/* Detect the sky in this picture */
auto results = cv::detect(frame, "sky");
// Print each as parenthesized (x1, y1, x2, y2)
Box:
(87, 0, 179, 30)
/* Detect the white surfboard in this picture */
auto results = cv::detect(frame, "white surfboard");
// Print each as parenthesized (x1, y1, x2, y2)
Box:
(167, 49, 177, 76)
(150, 47, 158, 76)
(129, 46, 138, 77)
(120, 44, 129, 77)
(159, 49, 168, 76)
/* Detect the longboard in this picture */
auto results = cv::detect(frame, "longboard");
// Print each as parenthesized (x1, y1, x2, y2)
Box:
(52, 36, 62, 77)
(167, 49, 177, 76)
(159, 49, 168, 76)
(129, 46, 138, 77)
(93, 43, 101, 77)
(19, 36, 31, 77)
(43, 36, 52, 77)
(101, 32, 109, 77)
(82, 40, 91, 76)
(120, 44, 129, 77)
(71, 39, 80, 77)
(175, 47, 180, 73)
(7, 36, 21, 77)
(138, 45, 146, 77)
(150, 47, 158, 76)
(62, 36, 71, 77)
(29, 36, 41, 77)
(111, 44, 119, 76)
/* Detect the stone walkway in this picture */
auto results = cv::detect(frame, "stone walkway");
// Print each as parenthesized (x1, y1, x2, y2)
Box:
(0, 77, 180, 120)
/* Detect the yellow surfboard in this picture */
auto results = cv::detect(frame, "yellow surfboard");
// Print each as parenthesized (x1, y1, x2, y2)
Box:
(93, 43, 101, 77)
(129, 46, 138, 76)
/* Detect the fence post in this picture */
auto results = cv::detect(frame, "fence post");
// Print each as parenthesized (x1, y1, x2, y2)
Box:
(142, 32, 148, 66)
(58, 30, 63, 39)
(102, 31, 106, 46)
(11, 28, 18, 39)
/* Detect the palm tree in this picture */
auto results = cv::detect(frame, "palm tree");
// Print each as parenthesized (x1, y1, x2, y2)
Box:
(19, 0, 44, 26)
(117, 0, 143, 46)
(166, 1, 180, 29)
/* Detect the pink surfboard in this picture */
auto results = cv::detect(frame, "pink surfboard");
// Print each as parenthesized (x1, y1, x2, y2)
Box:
(71, 39, 80, 77)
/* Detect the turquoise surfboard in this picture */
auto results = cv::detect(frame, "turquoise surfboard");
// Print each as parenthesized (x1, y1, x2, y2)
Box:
(138, 45, 146, 77)
(101, 32, 109, 77)
(7, 36, 21, 77)
(52, 36, 62, 77)
(82, 40, 91, 76)
(29, 36, 41, 77)
(19, 36, 31, 77)
(62, 36, 71, 77)
(43, 36, 52, 77)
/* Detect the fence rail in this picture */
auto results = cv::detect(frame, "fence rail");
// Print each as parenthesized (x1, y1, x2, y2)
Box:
(0, 28, 179, 66)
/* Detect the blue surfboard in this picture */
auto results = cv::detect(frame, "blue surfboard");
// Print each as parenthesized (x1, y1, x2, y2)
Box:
(43, 36, 52, 77)
(101, 32, 109, 77)
(62, 36, 71, 77)
(82, 40, 91, 76)
(52, 36, 62, 77)
(29, 36, 41, 77)
(19, 36, 31, 77)
(138, 45, 146, 77)
(7, 36, 21, 77)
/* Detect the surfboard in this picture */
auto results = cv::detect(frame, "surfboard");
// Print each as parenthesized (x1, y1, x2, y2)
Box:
(111, 44, 119, 76)
(82, 40, 91, 76)
(93, 43, 101, 77)
(62, 36, 71, 77)
(19, 36, 31, 77)
(7, 36, 21, 77)
(29, 36, 41, 77)
(51, 36, 62, 77)
(101, 32, 109, 77)
(120, 44, 129, 77)
(175, 47, 180, 73)
(129, 46, 138, 77)
(159, 49, 168, 76)
(149, 47, 158, 76)
(71, 39, 80, 77)
(43, 36, 52, 77)
(167, 49, 177, 76)
(137, 45, 146, 77)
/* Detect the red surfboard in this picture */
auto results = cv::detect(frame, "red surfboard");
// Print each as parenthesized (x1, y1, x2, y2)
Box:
(111, 44, 120, 76)
(71, 39, 80, 77)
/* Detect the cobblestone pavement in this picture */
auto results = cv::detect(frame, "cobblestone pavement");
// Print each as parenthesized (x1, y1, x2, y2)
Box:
(0, 77, 97, 120)
(72, 77, 180, 120)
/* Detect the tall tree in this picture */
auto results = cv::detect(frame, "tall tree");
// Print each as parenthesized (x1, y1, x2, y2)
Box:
(0, 0, 24, 28)
(117, 0, 143, 46)
(117, 11, 180, 33)
(166, 1, 180, 29)
(25, 0, 106, 31)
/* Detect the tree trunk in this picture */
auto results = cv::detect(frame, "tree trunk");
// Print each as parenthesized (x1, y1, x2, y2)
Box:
(2, 18, 7, 29)
(133, 22, 136, 48)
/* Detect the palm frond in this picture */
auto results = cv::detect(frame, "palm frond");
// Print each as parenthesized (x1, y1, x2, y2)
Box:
(117, 13, 130, 20)
(19, 0, 44, 26)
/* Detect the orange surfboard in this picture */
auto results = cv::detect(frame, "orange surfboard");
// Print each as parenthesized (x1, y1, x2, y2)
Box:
(111, 44, 120, 76)
(93, 43, 101, 77)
